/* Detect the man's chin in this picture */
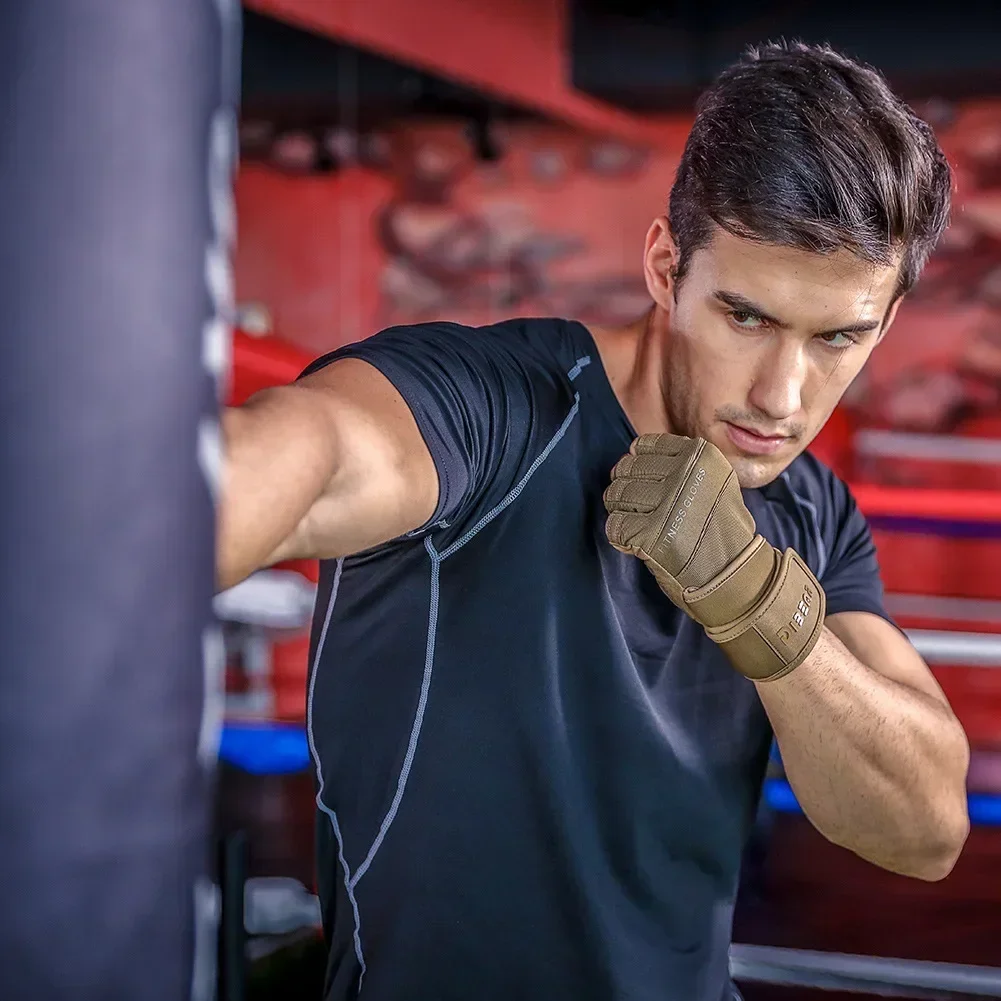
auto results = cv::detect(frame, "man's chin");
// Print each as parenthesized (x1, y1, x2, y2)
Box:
(726, 451, 794, 490)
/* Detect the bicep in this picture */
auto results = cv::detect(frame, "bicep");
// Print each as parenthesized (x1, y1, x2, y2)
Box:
(278, 358, 439, 560)
(825, 611, 950, 707)
(284, 322, 567, 560)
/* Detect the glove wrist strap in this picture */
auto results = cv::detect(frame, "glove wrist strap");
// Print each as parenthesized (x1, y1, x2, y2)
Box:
(699, 546, 826, 682)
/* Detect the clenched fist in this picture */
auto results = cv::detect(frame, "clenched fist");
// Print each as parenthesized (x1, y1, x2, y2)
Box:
(604, 434, 825, 681)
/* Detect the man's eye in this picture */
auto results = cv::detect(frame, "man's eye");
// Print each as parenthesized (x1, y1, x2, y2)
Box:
(729, 310, 764, 329)
(818, 331, 856, 349)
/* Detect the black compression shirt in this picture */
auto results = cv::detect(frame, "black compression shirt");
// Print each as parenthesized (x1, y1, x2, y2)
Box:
(302, 317, 889, 1001)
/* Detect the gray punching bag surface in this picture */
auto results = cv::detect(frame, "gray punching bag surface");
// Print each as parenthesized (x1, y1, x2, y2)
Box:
(0, 2, 239, 1000)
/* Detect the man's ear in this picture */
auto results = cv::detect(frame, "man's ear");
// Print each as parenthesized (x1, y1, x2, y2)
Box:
(877, 297, 904, 344)
(643, 216, 679, 309)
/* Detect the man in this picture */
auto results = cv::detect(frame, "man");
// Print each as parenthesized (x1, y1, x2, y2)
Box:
(220, 42, 970, 1001)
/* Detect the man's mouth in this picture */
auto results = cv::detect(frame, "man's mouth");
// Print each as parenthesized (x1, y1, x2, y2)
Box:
(723, 421, 791, 456)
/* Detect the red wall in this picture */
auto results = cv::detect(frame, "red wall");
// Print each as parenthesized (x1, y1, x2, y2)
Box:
(235, 105, 1001, 457)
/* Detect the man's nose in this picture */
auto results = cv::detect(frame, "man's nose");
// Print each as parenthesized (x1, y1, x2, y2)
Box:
(747, 341, 806, 423)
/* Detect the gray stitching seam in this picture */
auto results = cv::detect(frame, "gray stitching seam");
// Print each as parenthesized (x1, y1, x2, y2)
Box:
(350, 536, 441, 888)
(440, 392, 581, 560)
(305, 558, 368, 989)
(349, 362, 587, 893)
(567, 354, 591, 382)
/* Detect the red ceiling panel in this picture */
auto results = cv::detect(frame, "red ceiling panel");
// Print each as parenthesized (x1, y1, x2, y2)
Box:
(244, 0, 676, 145)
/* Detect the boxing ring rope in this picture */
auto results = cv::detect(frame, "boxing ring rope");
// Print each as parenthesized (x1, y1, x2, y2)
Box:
(852, 483, 1001, 522)
(729, 945, 1001, 998)
(908, 629, 1001, 666)
(885, 594, 1001, 625)
(856, 429, 1001, 466)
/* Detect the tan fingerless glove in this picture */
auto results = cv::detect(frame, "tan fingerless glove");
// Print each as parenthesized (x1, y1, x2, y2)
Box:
(604, 433, 825, 681)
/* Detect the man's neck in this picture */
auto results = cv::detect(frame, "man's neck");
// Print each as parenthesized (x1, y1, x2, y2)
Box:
(588, 308, 673, 435)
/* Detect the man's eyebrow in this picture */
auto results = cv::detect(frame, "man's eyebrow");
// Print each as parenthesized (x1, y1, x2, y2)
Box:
(713, 290, 788, 327)
(713, 289, 883, 337)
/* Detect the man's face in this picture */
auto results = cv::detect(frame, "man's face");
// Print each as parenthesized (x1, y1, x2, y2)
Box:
(650, 226, 901, 488)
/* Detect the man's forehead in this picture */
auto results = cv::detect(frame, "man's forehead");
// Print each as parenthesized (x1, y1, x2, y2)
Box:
(699, 229, 900, 320)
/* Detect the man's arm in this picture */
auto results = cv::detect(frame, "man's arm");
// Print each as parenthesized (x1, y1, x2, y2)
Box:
(603, 433, 970, 880)
(755, 612, 970, 881)
(217, 358, 438, 591)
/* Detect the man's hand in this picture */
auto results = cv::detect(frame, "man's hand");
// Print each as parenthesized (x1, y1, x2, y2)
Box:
(603, 433, 825, 681)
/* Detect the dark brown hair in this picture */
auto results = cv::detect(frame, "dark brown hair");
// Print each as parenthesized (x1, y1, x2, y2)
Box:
(668, 41, 952, 297)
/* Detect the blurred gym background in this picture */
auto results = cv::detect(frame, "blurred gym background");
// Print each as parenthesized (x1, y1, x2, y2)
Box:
(215, 2, 1001, 998)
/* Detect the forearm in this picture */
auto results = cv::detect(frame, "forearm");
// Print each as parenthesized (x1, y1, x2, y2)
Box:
(601, 433, 970, 879)
(756, 626, 970, 880)
(217, 387, 338, 591)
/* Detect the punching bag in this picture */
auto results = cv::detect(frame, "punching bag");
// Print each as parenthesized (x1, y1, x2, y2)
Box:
(0, 2, 239, 999)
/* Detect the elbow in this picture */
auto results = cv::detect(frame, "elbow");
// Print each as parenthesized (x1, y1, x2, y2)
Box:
(903, 774, 971, 882)
(841, 809, 968, 882)
(912, 722, 972, 881)
(867, 763, 971, 882)
(909, 810, 969, 881)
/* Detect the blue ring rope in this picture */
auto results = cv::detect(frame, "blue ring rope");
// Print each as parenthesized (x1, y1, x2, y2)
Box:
(764, 777, 1001, 827)
(219, 722, 311, 775)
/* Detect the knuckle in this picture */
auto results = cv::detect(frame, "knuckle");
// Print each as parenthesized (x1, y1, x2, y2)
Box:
(605, 512, 622, 542)
(612, 454, 633, 479)
(603, 479, 623, 510)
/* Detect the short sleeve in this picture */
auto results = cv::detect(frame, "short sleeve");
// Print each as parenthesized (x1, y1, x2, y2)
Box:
(821, 476, 893, 622)
(301, 321, 577, 537)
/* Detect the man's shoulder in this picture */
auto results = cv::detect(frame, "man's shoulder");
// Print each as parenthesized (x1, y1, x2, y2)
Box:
(413, 316, 586, 372)
(302, 316, 586, 388)
(381, 315, 577, 345)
